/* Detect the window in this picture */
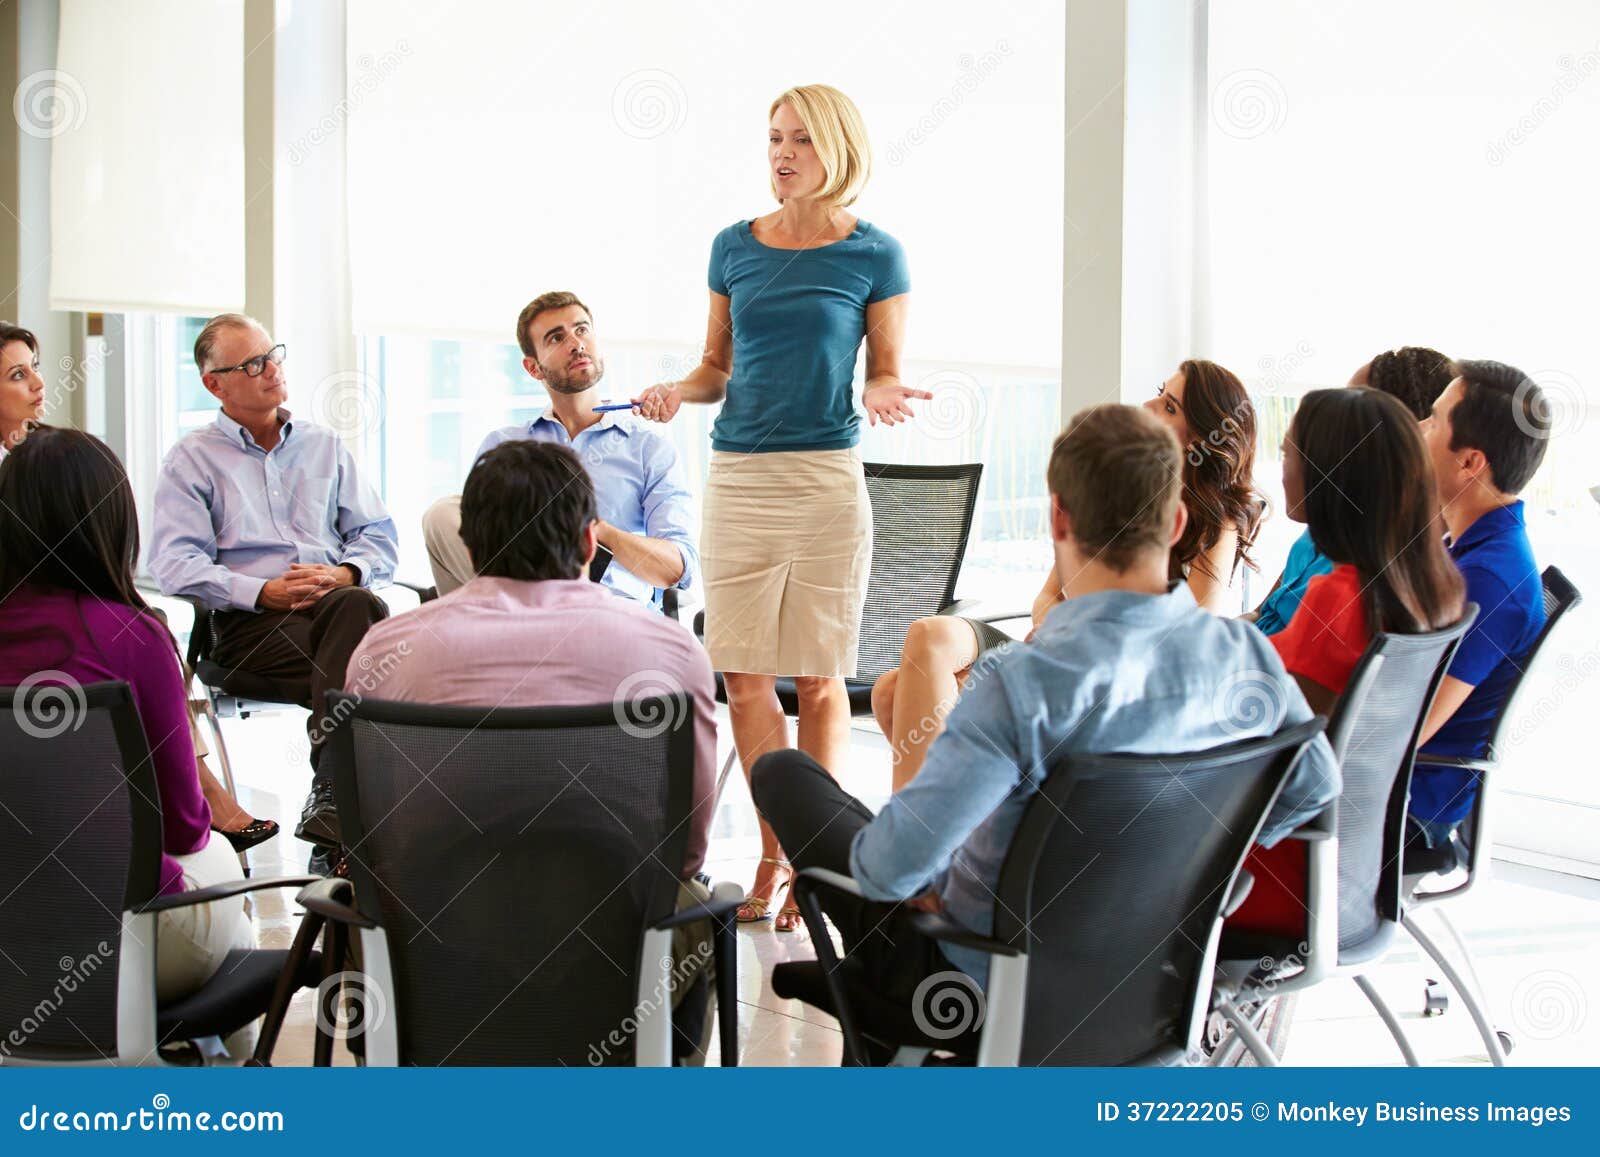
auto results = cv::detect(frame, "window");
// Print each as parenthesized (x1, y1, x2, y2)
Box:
(1206, 0, 1600, 863)
(362, 335, 1057, 603)
(348, 0, 1067, 605)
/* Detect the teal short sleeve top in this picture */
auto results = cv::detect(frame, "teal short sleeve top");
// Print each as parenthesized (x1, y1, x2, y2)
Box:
(707, 219, 910, 454)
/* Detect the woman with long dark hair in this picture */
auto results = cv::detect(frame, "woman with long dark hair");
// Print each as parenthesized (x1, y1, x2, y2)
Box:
(872, 359, 1264, 789)
(0, 429, 257, 1000)
(0, 319, 275, 851)
(1143, 358, 1264, 605)
(1228, 387, 1467, 936)
(1249, 346, 1454, 635)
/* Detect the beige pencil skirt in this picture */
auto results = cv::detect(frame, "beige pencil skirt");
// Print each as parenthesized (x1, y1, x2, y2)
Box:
(701, 448, 872, 678)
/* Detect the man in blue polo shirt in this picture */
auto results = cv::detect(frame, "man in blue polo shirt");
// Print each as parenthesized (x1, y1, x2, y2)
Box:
(421, 291, 699, 610)
(1412, 359, 1550, 845)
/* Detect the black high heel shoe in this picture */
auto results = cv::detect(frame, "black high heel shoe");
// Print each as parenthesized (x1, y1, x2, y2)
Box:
(212, 818, 280, 852)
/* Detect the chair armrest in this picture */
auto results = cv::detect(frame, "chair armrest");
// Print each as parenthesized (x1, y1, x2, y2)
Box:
(1221, 869, 1255, 919)
(1284, 826, 1335, 842)
(1412, 752, 1493, 774)
(692, 608, 705, 642)
(182, 597, 213, 669)
(907, 910, 1022, 957)
(938, 600, 1031, 626)
(787, 869, 872, 1065)
(661, 588, 680, 622)
(295, 876, 376, 928)
(653, 881, 745, 929)
(793, 866, 865, 899)
(136, 874, 322, 914)
(393, 580, 437, 604)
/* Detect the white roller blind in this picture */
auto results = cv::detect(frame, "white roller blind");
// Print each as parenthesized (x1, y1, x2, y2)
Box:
(48, 0, 244, 315)
(347, 0, 1063, 367)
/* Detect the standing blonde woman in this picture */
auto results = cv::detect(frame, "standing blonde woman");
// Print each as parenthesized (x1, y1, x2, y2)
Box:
(634, 85, 927, 931)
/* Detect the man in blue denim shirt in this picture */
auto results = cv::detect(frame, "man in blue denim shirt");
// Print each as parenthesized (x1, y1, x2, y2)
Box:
(421, 292, 699, 610)
(150, 314, 398, 850)
(752, 404, 1339, 995)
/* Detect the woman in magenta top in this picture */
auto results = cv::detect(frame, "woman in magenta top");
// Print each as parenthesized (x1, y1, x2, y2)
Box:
(1228, 388, 1465, 937)
(0, 428, 253, 999)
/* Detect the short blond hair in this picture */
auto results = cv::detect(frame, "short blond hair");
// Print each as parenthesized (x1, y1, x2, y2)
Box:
(769, 85, 872, 208)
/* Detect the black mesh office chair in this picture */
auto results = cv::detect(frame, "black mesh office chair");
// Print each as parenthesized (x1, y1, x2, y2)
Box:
(1210, 607, 1477, 1067)
(697, 462, 1005, 795)
(277, 690, 742, 1066)
(770, 719, 1326, 1066)
(183, 601, 304, 852)
(183, 581, 434, 870)
(0, 681, 325, 1065)
(1404, 566, 1582, 1061)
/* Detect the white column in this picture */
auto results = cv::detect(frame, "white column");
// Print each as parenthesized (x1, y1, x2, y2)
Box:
(1062, 0, 1206, 416)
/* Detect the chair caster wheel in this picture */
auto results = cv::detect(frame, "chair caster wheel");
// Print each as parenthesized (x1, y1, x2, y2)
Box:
(1496, 1030, 1515, 1055)
(1423, 979, 1449, 1017)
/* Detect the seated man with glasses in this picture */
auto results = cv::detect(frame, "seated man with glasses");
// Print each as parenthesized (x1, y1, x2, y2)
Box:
(150, 313, 398, 867)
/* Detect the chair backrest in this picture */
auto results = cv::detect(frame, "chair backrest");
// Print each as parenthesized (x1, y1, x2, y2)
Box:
(184, 603, 218, 671)
(991, 717, 1326, 1066)
(1476, 565, 1583, 764)
(856, 462, 983, 683)
(0, 681, 163, 1062)
(321, 690, 695, 1066)
(1320, 607, 1477, 951)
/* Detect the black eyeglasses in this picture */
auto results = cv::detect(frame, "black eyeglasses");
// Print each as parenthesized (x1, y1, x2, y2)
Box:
(211, 344, 286, 377)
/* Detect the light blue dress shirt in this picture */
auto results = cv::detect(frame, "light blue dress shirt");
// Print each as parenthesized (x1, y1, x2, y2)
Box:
(475, 410, 699, 607)
(149, 409, 399, 611)
(850, 582, 1341, 986)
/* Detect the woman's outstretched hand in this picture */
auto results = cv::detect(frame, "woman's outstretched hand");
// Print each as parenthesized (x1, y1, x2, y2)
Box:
(632, 382, 684, 423)
(863, 382, 933, 426)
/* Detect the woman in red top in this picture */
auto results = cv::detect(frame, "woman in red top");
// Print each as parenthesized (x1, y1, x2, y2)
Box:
(1229, 387, 1465, 937)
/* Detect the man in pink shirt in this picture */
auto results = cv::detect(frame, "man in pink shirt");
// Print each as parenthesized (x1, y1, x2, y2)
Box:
(344, 440, 720, 1059)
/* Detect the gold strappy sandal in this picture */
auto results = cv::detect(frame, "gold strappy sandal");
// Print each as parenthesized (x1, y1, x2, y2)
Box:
(736, 856, 792, 924)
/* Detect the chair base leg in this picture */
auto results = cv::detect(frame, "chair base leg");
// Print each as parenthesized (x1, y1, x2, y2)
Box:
(1353, 974, 1419, 1066)
(199, 696, 251, 877)
(888, 1046, 930, 1066)
(713, 748, 738, 808)
(1217, 998, 1278, 1067)
(1402, 913, 1506, 1066)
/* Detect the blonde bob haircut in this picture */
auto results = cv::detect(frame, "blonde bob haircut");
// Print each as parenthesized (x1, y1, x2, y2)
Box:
(768, 84, 872, 208)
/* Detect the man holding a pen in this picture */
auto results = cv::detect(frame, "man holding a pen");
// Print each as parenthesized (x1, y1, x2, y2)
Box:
(422, 291, 699, 610)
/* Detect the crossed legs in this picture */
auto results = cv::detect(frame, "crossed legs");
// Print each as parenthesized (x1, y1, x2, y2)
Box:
(871, 616, 982, 791)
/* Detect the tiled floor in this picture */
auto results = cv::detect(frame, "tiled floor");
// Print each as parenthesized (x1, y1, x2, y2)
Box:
(217, 705, 1598, 1068)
